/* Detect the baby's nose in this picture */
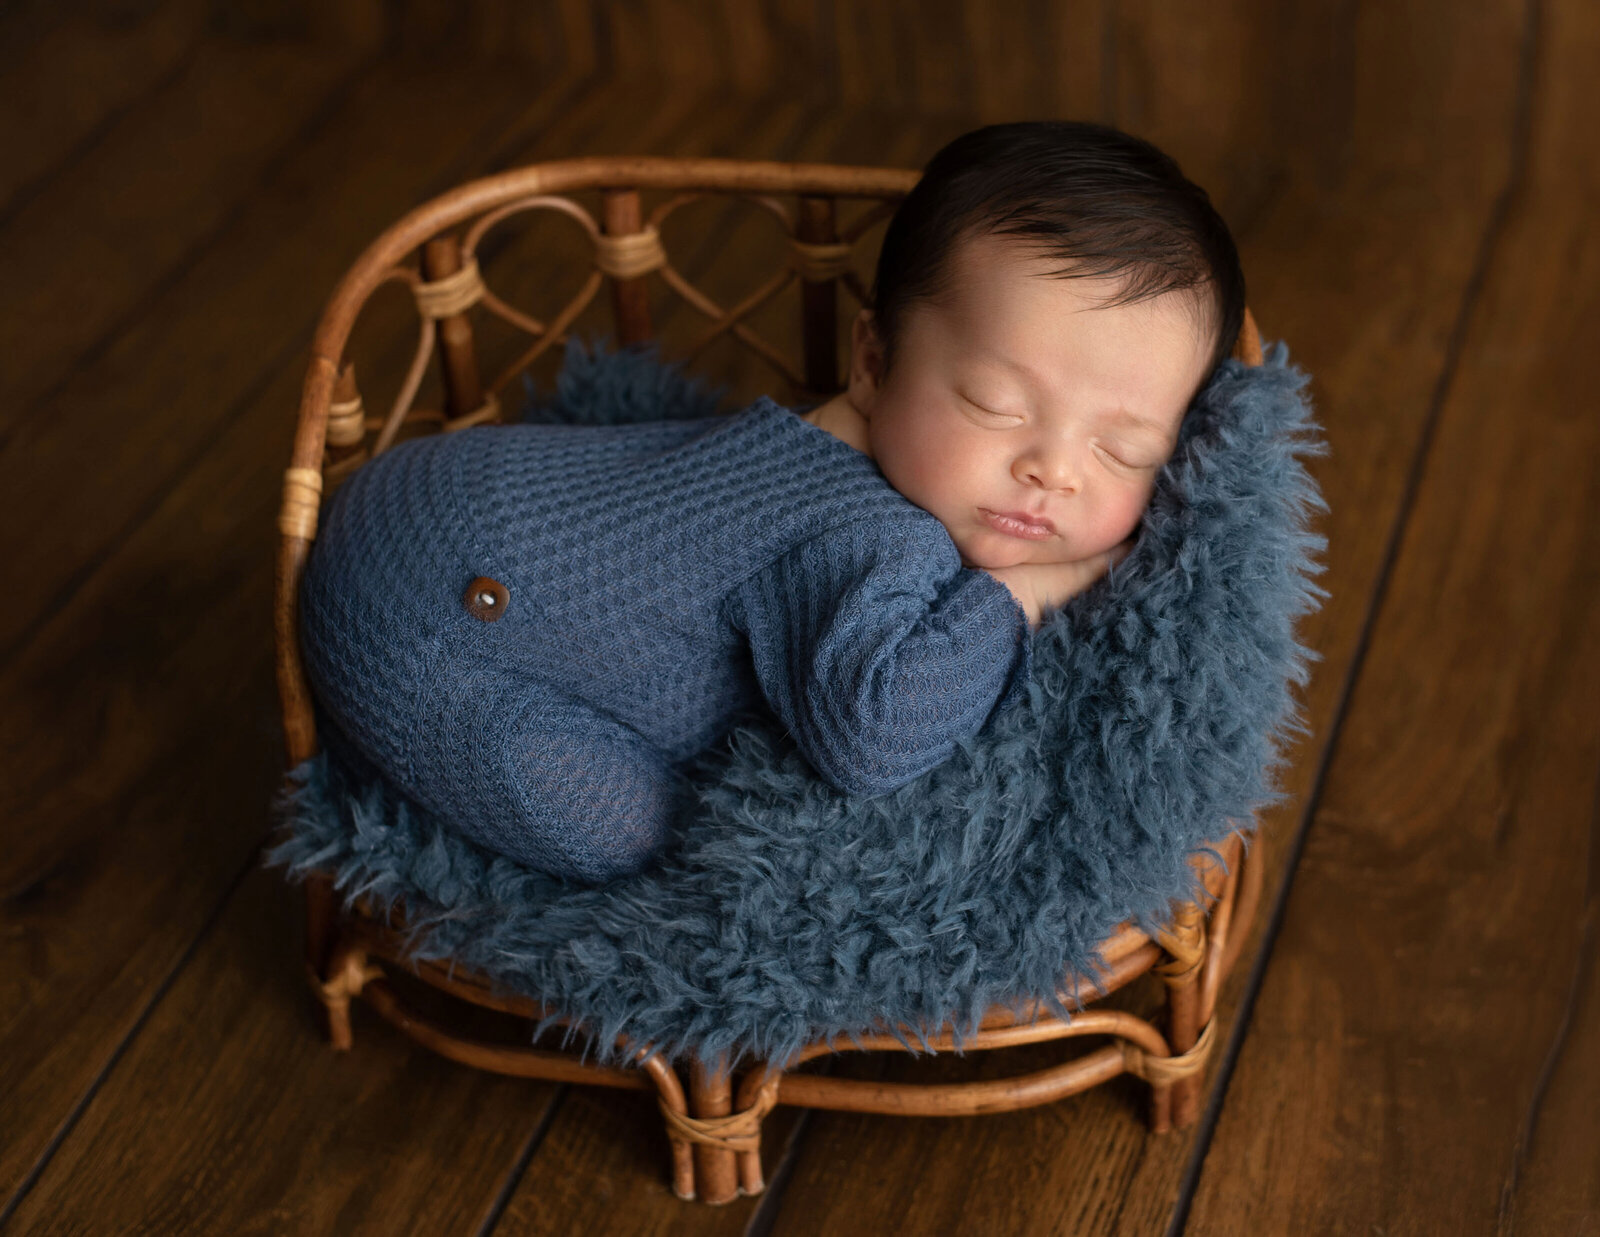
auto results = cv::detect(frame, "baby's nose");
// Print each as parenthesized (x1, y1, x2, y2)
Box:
(1013, 445, 1079, 491)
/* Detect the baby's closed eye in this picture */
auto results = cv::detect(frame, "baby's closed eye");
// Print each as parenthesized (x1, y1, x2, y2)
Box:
(956, 391, 1026, 425)
(1093, 440, 1162, 470)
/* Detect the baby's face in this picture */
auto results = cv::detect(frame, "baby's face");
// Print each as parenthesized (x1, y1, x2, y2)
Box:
(856, 232, 1215, 570)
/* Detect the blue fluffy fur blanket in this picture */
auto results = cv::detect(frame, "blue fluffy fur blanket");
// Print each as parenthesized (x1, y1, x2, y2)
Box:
(267, 338, 1326, 1069)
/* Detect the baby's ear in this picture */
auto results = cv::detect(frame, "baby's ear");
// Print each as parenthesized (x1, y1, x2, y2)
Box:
(846, 309, 884, 415)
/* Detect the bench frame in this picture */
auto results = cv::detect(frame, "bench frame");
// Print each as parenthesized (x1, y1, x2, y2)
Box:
(274, 156, 1266, 1204)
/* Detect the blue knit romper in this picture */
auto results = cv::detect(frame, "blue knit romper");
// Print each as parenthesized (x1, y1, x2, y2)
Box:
(299, 398, 1030, 883)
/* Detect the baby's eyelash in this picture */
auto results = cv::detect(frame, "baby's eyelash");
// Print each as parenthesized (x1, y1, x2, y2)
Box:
(1096, 443, 1158, 470)
(959, 394, 1024, 422)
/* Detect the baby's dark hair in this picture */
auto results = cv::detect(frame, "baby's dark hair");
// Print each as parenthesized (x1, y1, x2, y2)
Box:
(870, 122, 1246, 383)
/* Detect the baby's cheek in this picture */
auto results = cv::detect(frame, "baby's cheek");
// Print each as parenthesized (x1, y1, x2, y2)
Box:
(874, 408, 959, 502)
(907, 434, 984, 513)
(1084, 488, 1150, 554)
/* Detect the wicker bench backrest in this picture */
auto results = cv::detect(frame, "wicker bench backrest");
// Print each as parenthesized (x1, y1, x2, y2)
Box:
(272, 155, 1261, 769)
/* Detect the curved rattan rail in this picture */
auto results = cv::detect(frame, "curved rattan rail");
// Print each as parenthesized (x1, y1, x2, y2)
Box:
(274, 155, 1267, 1204)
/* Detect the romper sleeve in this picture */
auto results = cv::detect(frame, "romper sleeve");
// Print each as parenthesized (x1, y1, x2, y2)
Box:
(725, 516, 1032, 797)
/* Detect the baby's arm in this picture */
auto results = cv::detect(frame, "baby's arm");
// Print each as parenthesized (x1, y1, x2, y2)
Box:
(727, 519, 1029, 796)
(982, 541, 1132, 628)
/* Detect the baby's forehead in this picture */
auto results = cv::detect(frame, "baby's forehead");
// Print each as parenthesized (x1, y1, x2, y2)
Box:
(929, 235, 1206, 339)
(899, 234, 1215, 418)
(942, 230, 1199, 310)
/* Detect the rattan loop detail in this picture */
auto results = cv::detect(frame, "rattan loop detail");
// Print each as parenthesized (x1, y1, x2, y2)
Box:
(414, 258, 485, 319)
(658, 1076, 779, 1154)
(790, 239, 853, 282)
(594, 225, 667, 279)
(1121, 1018, 1217, 1085)
(306, 953, 385, 1007)
(1154, 906, 1207, 985)
(279, 467, 324, 541)
(326, 395, 366, 448)
(442, 391, 502, 433)
(1154, 947, 1205, 984)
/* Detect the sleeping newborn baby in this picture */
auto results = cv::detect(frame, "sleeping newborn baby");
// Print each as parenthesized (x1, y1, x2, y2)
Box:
(299, 121, 1245, 883)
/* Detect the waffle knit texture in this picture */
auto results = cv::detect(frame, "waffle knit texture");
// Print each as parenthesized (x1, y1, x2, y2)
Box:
(268, 338, 1326, 1071)
(297, 396, 1029, 882)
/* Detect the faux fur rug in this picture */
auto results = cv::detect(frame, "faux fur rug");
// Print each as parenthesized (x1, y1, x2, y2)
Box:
(267, 338, 1326, 1070)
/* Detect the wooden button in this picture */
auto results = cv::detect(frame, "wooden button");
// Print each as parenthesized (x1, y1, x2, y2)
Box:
(463, 576, 509, 621)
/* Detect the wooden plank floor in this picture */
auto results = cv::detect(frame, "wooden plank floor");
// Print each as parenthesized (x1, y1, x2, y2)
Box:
(2, 3, 1594, 1233)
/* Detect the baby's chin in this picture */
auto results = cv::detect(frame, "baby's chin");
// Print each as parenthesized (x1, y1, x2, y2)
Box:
(955, 530, 1092, 570)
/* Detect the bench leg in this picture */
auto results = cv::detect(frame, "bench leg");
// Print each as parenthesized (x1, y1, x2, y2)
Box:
(689, 1056, 740, 1204)
(304, 875, 346, 1046)
(639, 1055, 697, 1200)
(1157, 901, 1208, 1129)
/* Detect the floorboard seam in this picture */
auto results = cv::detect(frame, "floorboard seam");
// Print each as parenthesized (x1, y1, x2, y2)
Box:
(1163, 1, 1544, 1232)
(742, 1106, 819, 1237)
(0, 62, 843, 680)
(0, 46, 382, 456)
(0, 63, 755, 1227)
(475, 68, 615, 178)
(0, 293, 339, 674)
(475, 1085, 571, 1236)
(1496, 760, 1599, 1236)
(0, 64, 606, 676)
(464, 88, 866, 1230)
(0, 839, 263, 1228)
(0, 40, 205, 232)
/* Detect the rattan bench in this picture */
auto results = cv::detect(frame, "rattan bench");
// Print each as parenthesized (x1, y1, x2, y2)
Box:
(274, 155, 1266, 1205)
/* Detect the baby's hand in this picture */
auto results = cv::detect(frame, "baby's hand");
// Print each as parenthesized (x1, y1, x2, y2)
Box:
(983, 541, 1133, 629)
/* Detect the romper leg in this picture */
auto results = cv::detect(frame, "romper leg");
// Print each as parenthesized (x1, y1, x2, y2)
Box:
(409, 661, 681, 884)
(690, 1056, 739, 1205)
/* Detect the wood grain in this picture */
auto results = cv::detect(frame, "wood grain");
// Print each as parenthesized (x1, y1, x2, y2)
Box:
(0, 75, 867, 1230)
(0, 59, 585, 1211)
(0, 0, 207, 217)
(1109, 0, 1279, 220)
(0, 37, 364, 423)
(4, 868, 559, 1235)
(0, 56, 562, 666)
(1183, 0, 1600, 1230)
(485, 102, 965, 1233)
(1501, 808, 1599, 1235)
(762, 0, 1535, 1231)
(3, 4, 1582, 1231)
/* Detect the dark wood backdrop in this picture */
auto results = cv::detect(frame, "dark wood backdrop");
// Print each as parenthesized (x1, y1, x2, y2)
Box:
(2, 1, 1595, 1233)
